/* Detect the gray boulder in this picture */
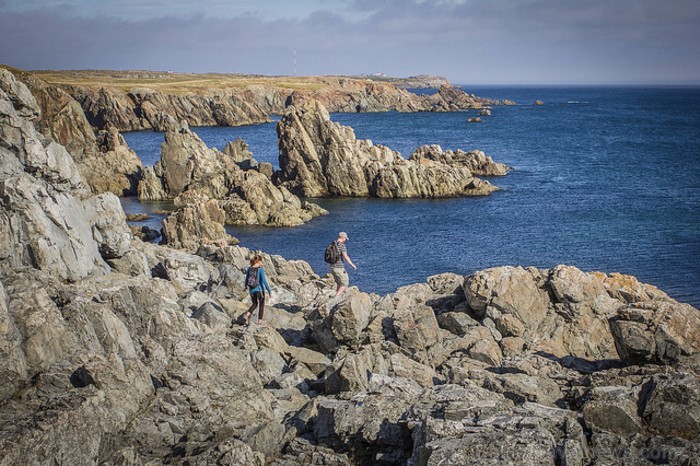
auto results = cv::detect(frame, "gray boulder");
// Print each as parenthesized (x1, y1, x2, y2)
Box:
(610, 301, 700, 365)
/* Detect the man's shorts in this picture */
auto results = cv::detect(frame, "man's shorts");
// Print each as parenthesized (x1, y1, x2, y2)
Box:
(331, 268, 349, 287)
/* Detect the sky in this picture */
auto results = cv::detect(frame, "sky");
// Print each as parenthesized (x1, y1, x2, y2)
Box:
(1, 0, 699, 85)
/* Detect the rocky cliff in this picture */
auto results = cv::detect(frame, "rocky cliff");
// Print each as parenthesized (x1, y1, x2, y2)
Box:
(33, 70, 511, 132)
(2, 68, 699, 466)
(276, 100, 502, 198)
(3, 66, 143, 196)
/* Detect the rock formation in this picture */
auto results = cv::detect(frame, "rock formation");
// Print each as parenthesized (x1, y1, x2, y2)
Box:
(2, 67, 699, 466)
(276, 100, 501, 198)
(3, 66, 143, 196)
(409, 145, 511, 177)
(137, 121, 326, 244)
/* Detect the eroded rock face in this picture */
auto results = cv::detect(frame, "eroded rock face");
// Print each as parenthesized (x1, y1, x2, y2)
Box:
(276, 100, 501, 198)
(463, 265, 627, 360)
(58, 75, 509, 133)
(0, 69, 130, 282)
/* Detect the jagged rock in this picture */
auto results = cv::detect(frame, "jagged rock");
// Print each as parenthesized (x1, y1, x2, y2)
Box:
(138, 123, 326, 230)
(9, 70, 143, 196)
(427, 84, 514, 112)
(2, 66, 699, 466)
(137, 165, 167, 200)
(276, 100, 501, 198)
(192, 301, 231, 332)
(67, 83, 271, 131)
(76, 126, 143, 196)
(640, 373, 700, 439)
(393, 304, 442, 358)
(324, 343, 437, 395)
(0, 70, 130, 282)
(161, 190, 232, 250)
(582, 386, 645, 434)
(610, 301, 700, 365)
(162, 251, 211, 293)
(0, 280, 28, 400)
(464, 266, 622, 360)
(437, 310, 479, 336)
(313, 290, 374, 352)
(409, 144, 511, 176)
(223, 138, 259, 170)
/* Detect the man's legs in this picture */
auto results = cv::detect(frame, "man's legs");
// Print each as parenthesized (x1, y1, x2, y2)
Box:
(332, 268, 349, 297)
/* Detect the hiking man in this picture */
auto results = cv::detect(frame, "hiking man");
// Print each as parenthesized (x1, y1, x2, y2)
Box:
(328, 231, 357, 297)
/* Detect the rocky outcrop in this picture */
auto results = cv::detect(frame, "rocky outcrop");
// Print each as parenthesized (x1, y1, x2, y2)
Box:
(0, 69, 131, 282)
(427, 84, 501, 112)
(2, 67, 699, 465)
(76, 126, 143, 195)
(138, 122, 326, 238)
(4, 66, 143, 196)
(410, 144, 511, 177)
(161, 190, 232, 250)
(276, 100, 501, 198)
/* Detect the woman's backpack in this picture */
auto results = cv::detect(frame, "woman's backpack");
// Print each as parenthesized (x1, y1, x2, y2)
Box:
(247, 267, 260, 288)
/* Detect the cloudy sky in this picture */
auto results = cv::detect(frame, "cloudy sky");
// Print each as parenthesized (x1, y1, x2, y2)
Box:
(1, 0, 699, 84)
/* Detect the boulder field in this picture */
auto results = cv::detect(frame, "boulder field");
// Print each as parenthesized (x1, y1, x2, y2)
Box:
(2, 68, 699, 466)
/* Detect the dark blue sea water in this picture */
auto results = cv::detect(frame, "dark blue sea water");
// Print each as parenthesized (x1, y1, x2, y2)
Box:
(123, 87, 700, 307)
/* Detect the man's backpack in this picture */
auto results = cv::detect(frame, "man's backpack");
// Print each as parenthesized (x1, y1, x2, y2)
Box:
(324, 241, 340, 264)
(247, 267, 260, 288)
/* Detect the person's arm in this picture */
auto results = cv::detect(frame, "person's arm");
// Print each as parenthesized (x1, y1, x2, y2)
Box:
(260, 268, 272, 295)
(342, 252, 357, 270)
(244, 267, 249, 291)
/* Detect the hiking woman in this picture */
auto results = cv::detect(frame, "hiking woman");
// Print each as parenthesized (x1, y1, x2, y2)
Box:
(243, 254, 272, 326)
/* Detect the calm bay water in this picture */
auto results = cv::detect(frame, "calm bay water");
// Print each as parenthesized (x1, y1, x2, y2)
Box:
(123, 86, 700, 307)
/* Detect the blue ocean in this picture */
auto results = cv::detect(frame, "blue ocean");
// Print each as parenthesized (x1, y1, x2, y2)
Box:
(123, 86, 700, 307)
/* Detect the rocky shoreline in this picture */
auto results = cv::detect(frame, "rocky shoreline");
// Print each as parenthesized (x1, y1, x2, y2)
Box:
(1, 66, 699, 466)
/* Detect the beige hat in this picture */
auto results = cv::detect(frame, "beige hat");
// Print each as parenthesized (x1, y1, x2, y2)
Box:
(338, 231, 348, 240)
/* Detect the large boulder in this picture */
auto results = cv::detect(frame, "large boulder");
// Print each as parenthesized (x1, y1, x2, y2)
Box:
(610, 301, 700, 365)
(463, 266, 627, 360)
(276, 100, 501, 198)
